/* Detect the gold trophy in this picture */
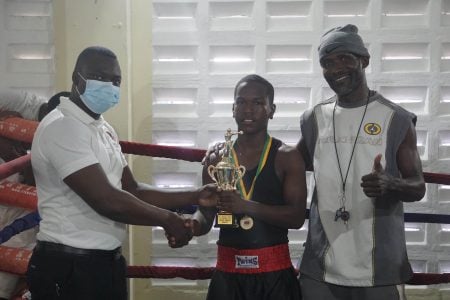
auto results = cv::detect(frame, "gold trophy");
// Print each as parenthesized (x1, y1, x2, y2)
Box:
(208, 128, 246, 228)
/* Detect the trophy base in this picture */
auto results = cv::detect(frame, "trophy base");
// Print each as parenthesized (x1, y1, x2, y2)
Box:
(214, 212, 239, 228)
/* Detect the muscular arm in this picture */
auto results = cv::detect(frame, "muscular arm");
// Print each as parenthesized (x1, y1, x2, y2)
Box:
(219, 145, 307, 229)
(121, 166, 209, 209)
(361, 123, 425, 202)
(391, 124, 426, 201)
(64, 164, 178, 226)
(189, 164, 218, 236)
(296, 137, 313, 171)
(64, 163, 196, 246)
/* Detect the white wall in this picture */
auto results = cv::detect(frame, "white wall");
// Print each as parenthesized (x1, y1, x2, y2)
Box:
(0, 0, 54, 97)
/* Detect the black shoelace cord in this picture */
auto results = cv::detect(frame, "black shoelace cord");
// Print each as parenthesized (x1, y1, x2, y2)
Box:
(332, 92, 371, 221)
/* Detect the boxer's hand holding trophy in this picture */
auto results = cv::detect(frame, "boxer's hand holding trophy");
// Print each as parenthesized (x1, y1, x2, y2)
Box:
(208, 128, 245, 228)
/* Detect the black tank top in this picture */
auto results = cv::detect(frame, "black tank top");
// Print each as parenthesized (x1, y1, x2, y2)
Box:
(217, 137, 289, 249)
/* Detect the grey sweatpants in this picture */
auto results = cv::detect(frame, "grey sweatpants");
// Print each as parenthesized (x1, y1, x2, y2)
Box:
(299, 275, 406, 300)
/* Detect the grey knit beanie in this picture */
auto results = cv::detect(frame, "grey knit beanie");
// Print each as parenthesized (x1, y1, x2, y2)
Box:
(318, 24, 369, 61)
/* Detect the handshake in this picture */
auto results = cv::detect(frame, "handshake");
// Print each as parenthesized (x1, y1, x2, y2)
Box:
(164, 214, 201, 248)
(163, 183, 245, 248)
(163, 183, 219, 248)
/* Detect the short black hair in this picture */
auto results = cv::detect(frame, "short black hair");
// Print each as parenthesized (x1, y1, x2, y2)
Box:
(234, 74, 275, 105)
(38, 91, 71, 121)
(48, 91, 70, 112)
(73, 46, 117, 73)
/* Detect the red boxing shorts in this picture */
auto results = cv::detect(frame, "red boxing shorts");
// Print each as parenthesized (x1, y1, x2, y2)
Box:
(216, 243, 293, 274)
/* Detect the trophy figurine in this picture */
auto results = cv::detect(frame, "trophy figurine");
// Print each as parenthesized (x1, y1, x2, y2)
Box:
(208, 128, 245, 228)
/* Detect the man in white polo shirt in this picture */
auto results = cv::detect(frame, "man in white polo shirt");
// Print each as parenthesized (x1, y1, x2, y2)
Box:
(27, 46, 218, 300)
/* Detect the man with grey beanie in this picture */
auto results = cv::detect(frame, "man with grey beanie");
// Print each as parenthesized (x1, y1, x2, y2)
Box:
(296, 24, 425, 299)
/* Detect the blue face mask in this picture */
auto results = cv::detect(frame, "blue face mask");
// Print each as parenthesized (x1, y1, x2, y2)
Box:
(76, 73, 120, 114)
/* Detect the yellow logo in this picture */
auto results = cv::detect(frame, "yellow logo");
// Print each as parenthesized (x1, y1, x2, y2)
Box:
(364, 123, 381, 135)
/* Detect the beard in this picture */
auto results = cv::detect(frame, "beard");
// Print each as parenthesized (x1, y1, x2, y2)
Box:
(326, 73, 364, 98)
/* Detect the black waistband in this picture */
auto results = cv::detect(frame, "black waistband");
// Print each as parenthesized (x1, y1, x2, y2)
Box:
(35, 241, 122, 260)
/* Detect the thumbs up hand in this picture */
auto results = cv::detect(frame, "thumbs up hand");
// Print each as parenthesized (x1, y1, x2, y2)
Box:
(372, 153, 383, 173)
(361, 154, 392, 198)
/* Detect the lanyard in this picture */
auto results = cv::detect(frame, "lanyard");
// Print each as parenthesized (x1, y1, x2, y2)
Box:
(231, 135, 272, 200)
(332, 94, 369, 207)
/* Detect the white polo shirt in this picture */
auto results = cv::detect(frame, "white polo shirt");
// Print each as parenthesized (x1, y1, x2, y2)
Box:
(31, 98, 127, 250)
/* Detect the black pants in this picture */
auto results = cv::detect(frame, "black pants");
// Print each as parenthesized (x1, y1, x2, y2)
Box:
(207, 268, 302, 300)
(26, 241, 127, 300)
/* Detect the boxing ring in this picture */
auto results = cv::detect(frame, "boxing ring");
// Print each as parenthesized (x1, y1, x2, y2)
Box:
(0, 116, 450, 298)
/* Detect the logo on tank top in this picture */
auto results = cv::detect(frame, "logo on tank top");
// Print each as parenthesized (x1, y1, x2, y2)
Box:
(364, 123, 382, 135)
(235, 255, 259, 268)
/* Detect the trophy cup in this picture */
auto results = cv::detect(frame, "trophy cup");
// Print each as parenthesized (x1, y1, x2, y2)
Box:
(208, 128, 245, 228)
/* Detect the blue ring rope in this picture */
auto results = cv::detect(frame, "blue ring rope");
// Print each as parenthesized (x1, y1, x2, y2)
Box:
(1, 209, 450, 245)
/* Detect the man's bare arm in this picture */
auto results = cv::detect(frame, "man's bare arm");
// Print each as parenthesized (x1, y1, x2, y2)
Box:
(361, 123, 425, 202)
(63, 164, 193, 244)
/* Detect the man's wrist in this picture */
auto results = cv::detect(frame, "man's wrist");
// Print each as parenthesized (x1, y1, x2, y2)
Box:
(190, 219, 201, 236)
(161, 210, 176, 231)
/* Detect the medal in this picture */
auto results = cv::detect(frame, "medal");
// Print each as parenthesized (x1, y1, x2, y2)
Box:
(232, 135, 272, 230)
(240, 215, 254, 230)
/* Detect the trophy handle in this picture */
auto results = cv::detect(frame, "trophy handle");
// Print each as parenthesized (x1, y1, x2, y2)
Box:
(207, 165, 219, 185)
(235, 165, 246, 184)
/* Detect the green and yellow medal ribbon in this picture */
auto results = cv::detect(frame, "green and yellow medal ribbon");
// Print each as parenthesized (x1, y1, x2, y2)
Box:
(231, 135, 272, 200)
